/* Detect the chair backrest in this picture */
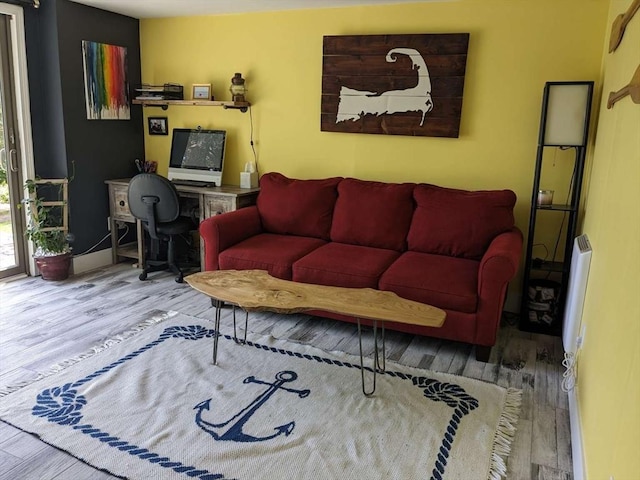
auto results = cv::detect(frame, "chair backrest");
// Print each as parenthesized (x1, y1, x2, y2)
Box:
(128, 174, 180, 235)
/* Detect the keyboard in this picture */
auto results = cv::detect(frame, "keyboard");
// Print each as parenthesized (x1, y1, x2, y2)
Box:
(172, 179, 216, 188)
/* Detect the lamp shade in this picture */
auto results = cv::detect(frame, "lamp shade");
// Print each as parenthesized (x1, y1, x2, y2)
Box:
(540, 82, 593, 147)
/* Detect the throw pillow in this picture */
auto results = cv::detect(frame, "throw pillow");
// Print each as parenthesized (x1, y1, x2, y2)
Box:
(330, 178, 415, 251)
(257, 172, 342, 240)
(408, 184, 516, 259)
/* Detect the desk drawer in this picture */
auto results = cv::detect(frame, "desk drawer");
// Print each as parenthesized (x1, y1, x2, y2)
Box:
(204, 196, 234, 218)
(111, 185, 135, 222)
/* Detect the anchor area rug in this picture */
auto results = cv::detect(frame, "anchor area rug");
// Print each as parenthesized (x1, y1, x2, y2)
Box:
(0, 312, 521, 480)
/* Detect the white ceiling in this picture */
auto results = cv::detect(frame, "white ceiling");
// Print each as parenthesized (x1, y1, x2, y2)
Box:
(67, 0, 447, 19)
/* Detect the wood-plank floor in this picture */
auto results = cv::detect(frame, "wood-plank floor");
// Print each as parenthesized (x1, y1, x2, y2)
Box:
(0, 263, 573, 479)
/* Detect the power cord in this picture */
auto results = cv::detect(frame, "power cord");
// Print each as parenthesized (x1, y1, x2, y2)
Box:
(532, 243, 549, 265)
(546, 147, 578, 279)
(74, 224, 129, 256)
(561, 351, 577, 392)
(248, 105, 259, 176)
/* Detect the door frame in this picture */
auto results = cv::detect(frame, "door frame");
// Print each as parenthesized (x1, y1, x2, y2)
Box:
(0, 3, 35, 277)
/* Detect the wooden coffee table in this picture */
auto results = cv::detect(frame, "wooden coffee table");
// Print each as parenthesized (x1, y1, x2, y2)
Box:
(185, 269, 446, 395)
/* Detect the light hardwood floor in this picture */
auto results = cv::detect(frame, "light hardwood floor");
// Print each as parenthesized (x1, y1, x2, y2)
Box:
(0, 263, 573, 480)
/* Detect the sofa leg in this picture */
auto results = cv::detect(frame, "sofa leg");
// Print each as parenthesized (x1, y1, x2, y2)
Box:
(475, 345, 491, 362)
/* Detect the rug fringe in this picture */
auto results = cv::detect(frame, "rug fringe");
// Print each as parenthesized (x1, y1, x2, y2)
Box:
(487, 387, 522, 480)
(0, 310, 178, 398)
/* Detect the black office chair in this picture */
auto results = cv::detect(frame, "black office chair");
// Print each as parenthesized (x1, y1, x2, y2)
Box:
(128, 173, 194, 283)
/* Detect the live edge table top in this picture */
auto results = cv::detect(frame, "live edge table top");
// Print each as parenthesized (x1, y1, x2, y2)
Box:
(185, 270, 446, 328)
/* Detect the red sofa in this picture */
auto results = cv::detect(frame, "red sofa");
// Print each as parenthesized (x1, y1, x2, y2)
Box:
(199, 172, 523, 361)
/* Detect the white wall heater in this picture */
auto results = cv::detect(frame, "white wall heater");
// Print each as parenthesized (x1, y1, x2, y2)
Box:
(563, 234, 592, 480)
(562, 234, 592, 354)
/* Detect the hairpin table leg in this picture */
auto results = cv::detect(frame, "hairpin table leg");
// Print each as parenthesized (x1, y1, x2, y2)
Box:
(212, 299, 222, 365)
(232, 305, 249, 345)
(374, 321, 386, 372)
(358, 318, 386, 396)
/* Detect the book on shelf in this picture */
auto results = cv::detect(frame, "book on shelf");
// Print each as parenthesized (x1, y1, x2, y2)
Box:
(135, 95, 165, 100)
(134, 83, 183, 100)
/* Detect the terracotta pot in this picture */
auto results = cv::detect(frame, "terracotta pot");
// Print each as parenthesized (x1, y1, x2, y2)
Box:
(34, 252, 72, 281)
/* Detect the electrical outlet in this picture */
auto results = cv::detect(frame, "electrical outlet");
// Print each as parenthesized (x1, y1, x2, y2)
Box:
(107, 216, 111, 232)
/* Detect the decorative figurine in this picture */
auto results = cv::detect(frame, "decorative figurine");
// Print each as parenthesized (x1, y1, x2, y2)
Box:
(230, 73, 246, 103)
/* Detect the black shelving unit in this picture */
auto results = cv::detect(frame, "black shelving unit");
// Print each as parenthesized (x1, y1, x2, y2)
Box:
(520, 81, 594, 336)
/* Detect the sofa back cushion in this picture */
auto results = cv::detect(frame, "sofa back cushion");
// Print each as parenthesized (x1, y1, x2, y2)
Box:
(257, 172, 342, 240)
(330, 178, 415, 251)
(408, 184, 516, 259)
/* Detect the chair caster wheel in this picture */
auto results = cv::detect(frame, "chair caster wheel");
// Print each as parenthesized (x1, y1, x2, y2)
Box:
(175, 274, 183, 283)
(139, 272, 147, 281)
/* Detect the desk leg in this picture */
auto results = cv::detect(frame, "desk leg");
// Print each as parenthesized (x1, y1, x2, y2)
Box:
(212, 299, 222, 365)
(198, 193, 205, 271)
(109, 218, 119, 264)
(357, 319, 386, 396)
(136, 220, 144, 269)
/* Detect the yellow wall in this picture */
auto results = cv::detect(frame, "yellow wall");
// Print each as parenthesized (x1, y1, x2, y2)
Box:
(139, 4, 606, 202)
(140, 0, 607, 310)
(578, 1, 640, 478)
(138, 1, 640, 477)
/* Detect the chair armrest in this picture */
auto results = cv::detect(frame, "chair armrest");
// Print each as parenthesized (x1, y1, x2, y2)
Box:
(199, 206, 263, 271)
(475, 227, 523, 345)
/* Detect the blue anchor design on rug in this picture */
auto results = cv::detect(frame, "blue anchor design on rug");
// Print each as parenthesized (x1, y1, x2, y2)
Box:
(194, 370, 310, 443)
(26, 324, 487, 480)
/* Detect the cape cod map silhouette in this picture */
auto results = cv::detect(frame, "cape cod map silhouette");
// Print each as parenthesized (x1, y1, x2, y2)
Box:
(335, 47, 433, 126)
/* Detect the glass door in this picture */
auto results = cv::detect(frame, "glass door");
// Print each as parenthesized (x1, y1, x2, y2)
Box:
(0, 14, 26, 279)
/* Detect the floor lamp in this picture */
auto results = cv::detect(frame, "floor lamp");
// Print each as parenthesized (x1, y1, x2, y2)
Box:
(521, 81, 594, 333)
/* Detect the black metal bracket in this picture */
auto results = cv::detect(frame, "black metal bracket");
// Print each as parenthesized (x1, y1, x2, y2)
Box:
(223, 104, 249, 113)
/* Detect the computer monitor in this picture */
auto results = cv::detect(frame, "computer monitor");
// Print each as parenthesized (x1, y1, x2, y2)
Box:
(167, 128, 226, 186)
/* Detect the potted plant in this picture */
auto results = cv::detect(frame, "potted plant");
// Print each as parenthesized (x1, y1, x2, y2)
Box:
(21, 178, 72, 281)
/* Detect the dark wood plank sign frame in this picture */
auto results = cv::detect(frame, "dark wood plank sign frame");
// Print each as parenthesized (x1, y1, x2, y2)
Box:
(321, 34, 469, 137)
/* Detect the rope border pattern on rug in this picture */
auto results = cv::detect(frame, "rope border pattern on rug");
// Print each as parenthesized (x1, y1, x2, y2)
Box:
(241, 335, 520, 480)
(242, 336, 483, 480)
(7, 320, 520, 480)
(31, 325, 228, 480)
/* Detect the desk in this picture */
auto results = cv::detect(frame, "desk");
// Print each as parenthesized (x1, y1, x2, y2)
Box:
(105, 178, 259, 269)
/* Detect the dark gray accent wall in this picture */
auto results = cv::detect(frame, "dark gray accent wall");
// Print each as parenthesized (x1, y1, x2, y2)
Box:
(24, 0, 67, 179)
(24, 0, 142, 255)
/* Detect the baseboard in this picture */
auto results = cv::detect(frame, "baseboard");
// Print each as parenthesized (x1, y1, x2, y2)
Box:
(72, 249, 113, 275)
(568, 386, 585, 480)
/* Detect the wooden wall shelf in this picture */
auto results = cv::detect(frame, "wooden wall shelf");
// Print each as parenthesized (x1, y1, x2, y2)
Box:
(132, 99, 250, 112)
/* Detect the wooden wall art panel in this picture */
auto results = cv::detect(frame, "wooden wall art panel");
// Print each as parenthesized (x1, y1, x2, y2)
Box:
(321, 34, 469, 137)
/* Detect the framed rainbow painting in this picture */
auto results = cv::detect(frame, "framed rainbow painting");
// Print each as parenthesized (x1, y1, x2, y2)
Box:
(82, 41, 130, 120)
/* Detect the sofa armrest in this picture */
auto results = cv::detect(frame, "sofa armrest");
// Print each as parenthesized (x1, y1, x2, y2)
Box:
(199, 206, 263, 271)
(475, 227, 523, 345)
(478, 227, 523, 288)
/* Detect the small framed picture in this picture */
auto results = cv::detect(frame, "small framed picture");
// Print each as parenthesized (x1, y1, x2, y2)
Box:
(192, 84, 212, 100)
(148, 116, 168, 135)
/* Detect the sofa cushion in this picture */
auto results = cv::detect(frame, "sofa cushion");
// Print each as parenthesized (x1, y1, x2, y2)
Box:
(408, 184, 516, 259)
(330, 178, 415, 251)
(256, 172, 342, 240)
(219, 233, 326, 280)
(379, 251, 479, 313)
(293, 242, 400, 289)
